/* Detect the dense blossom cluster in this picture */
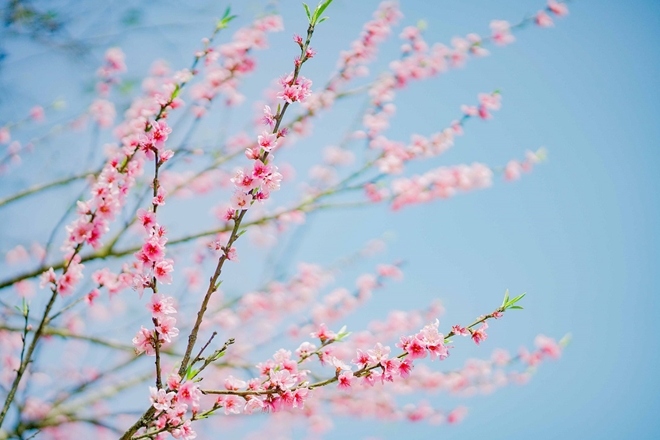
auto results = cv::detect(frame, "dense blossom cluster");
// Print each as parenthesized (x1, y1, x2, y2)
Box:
(201, 303, 561, 422)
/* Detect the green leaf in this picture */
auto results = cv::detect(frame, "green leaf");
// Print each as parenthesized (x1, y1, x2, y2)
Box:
(508, 305, 524, 310)
(185, 365, 199, 381)
(501, 289, 510, 308)
(303, 3, 311, 21)
(222, 6, 231, 19)
(336, 325, 351, 341)
(315, 0, 333, 18)
(317, 16, 329, 24)
(508, 293, 526, 306)
(171, 84, 181, 99)
(216, 13, 236, 30)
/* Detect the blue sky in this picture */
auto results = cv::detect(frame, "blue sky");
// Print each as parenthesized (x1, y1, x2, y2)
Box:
(0, 0, 658, 439)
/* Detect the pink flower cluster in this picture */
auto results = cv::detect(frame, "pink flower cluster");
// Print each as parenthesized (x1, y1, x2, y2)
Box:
(490, 20, 516, 46)
(361, 1, 567, 142)
(96, 47, 126, 96)
(366, 147, 545, 210)
(51, 36, 206, 299)
(225, 333, 560, 434)
(385, 162, 494, 210)
(374, 335, 562, 399)
(461, 92, 502, 120)
(112, 75, 182, 147)
(504, 149, 546, 181)
(46, 152, 143, 295)
(371, 92, 502, 175)
(520, 334, 563, 365)
(133, 213, 174, 289)
(302, 2, 402, 117)
(338, 1, 402, 78)
(133, 294, 179, 355)
(276, 73, 313, 104)
(216, 349, 311, 415)
(136, 120, 174, 162)
(397, 319, 449, 360)
(225, 60, 318, 218)
(189, 15, 283, 111)
(39, 260, 83, 297)
(362, 27, 488, 139)
(66, 158, 141, 250)
(227, 133, 283, 214)
(536, 0, 570, 28)
(145, 374, 202, 440)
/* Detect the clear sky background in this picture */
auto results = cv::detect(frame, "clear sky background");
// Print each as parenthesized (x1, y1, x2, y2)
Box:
(0, 0, 658, 439)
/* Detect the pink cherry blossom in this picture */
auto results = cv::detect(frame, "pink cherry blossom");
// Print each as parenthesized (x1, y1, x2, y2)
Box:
(171, 421, 196, 440)
(149, 387, 175, 412)
(471, 322, 489, 345)
(156, 316, 179, 343)
(535, 334, 562, 359)
(154, 259, 174, 284)
(536, 10, 554, 27)
(29, 106, 45, 122)
(548, 0, 569, 16)
(217, 395, 243, 415)
(257, 132, 278, 151)
(311, 323, 337, 343)
(490, 20, 515, 46)
(177, 381, 202, 411)
(230, 191, 253, 210)
(147, 294, 177, 318)
(167, 373, 182, 390)
(133, 326, 155, 355)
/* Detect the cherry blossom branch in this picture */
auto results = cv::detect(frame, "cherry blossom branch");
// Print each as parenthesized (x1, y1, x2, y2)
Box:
(176, 21, 319, 382)
(117, 9, 329, 440)
(0, 16, 235, 430)
(202, 301, 512, 397)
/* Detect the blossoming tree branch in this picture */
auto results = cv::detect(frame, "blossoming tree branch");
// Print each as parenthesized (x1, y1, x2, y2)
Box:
(0, 1, 570, 439)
